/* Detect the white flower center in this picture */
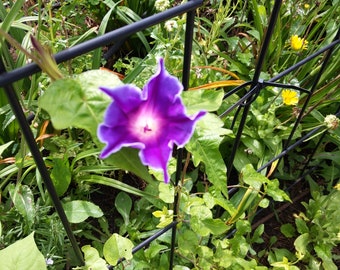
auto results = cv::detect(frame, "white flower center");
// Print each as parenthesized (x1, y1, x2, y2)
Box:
(133, 113, 160, 140)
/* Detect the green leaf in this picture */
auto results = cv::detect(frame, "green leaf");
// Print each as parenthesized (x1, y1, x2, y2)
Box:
(202, 218, 230, 235)
(178, 229, 199, 256)
(315, 244, 338, 270)
(280, 223, 296, 238)
(8, 184, 35, 227)
(182, 89, 224, 114)
(241, 164, 267, 190)
(51, 158, 71, 197)
(0, 232, 47, 270)
(81, 245, 107, 270)
(186, 113, 231, 191)
(0, 0, 25, 33)
(79, 174, 154, 198)
(103, 147, 154, 184)
(294, 233, 310, 259)
(38, 70, 122, 137)
(190, 205, 212, 236)
(103, 234, 134, 266)
(158, 182, 174, 203)
(144, 242, 168, 260)
(266, 179, 291, 202)
(63, 200, 103, 223)
(92, 4, 118, 69)
(0, 140, 13, 156)
(115, 192, 132, 225)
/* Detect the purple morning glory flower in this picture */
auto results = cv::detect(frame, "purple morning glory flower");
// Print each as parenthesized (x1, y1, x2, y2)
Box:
(98, 58, 206, 183)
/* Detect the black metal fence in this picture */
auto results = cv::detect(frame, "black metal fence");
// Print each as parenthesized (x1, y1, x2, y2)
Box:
(0, 0, 339, 269)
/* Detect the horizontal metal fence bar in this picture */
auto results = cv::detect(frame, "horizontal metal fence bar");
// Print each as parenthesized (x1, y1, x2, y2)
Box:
(0, 0, 203, 87)
(256, 113, 339, 173)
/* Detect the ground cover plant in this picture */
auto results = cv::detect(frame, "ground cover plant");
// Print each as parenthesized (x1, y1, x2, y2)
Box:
(0, 0, 339, 269)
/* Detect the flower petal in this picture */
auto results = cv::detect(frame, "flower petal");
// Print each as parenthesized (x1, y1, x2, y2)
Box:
(98, 124, 144, 158)
(99, 85, 143, 114)
(143, 58, 183, 113)
(165, 111, 206, 147)
(139, 140, 173, 183)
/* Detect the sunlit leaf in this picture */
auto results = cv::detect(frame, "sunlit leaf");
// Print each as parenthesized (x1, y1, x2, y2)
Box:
(182, 89, 224, 114)
(81, 245, 107, 270)
(38, 70, 122, 137)
(103, 234, 134, 266)
(186, 113, 232, 191)
(0, 232, 46, 270)
(115, 192, 132, 225)
(51, 157, 71, 197)
(63, 200, 103, 223)
(8, 184, 35, 227)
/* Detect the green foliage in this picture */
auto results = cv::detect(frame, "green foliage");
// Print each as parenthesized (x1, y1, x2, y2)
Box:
(103, 233, 134, 266)
(0, 233, 47, 270)
(63, 200, 103, 223)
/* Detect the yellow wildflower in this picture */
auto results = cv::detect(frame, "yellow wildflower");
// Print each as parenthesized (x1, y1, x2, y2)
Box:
(304, 3, 310, 9)
(290, 35, 308, 51)
(282, 90, 299, 106)
(152, 206, 173, 228)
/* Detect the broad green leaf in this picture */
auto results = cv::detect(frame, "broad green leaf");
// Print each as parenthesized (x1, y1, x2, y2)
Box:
(103, 234, 134, 266)
(294, 233, 310, 259)
(190, 205, 212, 236)
(315, 245, 337, 270)
(186, 113, 231, 191)
(0, 232, 47, 270)
(182, 89, 224, 114)
(280, 223, 296, 238)
(103, 148, 154, 184)
(144, 242, 168, 260)
(240, 164, 267, 190)
(202, 218, 230, 235)
(63, 200, 103, 223)
(51, 158, 71, 197)
(158, 182, 174, 203)
(8, 184, 35, 227)
(115, 192, 132, 225)
(81, 245, 107, 270)
(178, 229, 199, 255)
(38, 70, 122, 137)
(266, 179, 291, 202)
(241, 137, 264, 158)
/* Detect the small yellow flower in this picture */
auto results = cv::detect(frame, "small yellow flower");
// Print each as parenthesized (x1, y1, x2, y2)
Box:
(290, 35, 308, 51)
(152, 206, 173, 228)
(304, 3, 310, 9)
(282, 90, 299, 106)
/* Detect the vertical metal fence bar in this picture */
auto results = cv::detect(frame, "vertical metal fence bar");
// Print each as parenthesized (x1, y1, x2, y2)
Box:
(170, 2, 198, 268)
(226, 0, 282, 181)
(0, 59, 85, 265)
